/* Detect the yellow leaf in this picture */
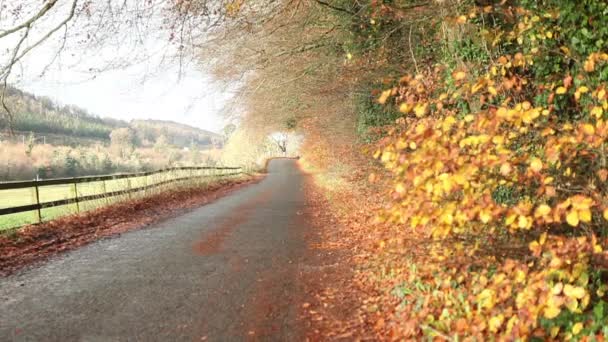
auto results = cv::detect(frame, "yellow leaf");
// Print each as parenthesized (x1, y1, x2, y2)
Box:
(456, 15, 467, 24)
(530, 158, 543, 172)
(395, 183, 406, 194)
(543, 305, 561, 319)
(591, 106, 604, 118)
(603, 208, 608, 220)
(500, 162, 512, 176)
(552, 283, 564, 295)
(488, 314, 504, 333)
(518, 215, 530, 229)
(506, 213, 517, 225)
(564, 284, 586, 299)
(515, 269, 526, 283)
(566, 210, 580, 227)
(540, 232, 548, 245)
(492, 136, 504, 145)
(572, 322, 583, 335)
(453, 71, 466, 81)
(414, 103, 428, 117)
(585, 59, 596, 72)
(582, 293, 590, 309)
(556, 86, 568, 95)
(479, 210, 492, 224)
(579, 208, 592, 223)
(529, 240, 541, 255)
(578, 86, 590, 94)
(582, 123, 595, 135)
(477, 289, 496, 309)
(546, 31, 553, 39)
(442, 212, 454, 225)
(488, 86, 498, 96)
(550, 326, 560, 338)
(378, 90, 391, 104)
(598, 89, 606, 100)
(399, 103, 413, 113)
(535, 204, 551, 218)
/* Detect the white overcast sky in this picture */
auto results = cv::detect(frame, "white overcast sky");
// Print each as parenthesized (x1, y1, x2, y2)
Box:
(1, 0, 234, 133)
(17, 57, 231, 133)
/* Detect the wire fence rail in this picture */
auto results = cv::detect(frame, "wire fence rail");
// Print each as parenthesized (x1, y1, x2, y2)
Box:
(0, 166, 242, 231)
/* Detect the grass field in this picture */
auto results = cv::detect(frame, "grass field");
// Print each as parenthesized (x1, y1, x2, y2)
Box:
(0, 169, 235, 231)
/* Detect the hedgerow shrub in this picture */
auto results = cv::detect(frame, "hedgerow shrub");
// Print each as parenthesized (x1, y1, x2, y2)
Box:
(372, 1, 608, 338)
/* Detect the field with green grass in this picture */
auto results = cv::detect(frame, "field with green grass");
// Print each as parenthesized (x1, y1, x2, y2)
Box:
(0, 169, 236, 231)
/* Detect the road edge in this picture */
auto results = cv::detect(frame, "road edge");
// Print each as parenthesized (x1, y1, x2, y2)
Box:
(0, 174, 265, 276)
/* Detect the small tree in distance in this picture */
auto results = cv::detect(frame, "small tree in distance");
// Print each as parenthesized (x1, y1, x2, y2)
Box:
(110, 127, 135, 158)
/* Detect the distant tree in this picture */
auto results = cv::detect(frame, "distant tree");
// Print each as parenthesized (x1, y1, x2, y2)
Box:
(110, 127, 135, 157)
(190, 143, 202, 164)
(271, 132, 288, 155)
(154, 134, 170, 152)
(25, 132, 35, 157)
(110, 127, 135, 147)
(286, 117, 297, 130)
(223, 123, 237, 140)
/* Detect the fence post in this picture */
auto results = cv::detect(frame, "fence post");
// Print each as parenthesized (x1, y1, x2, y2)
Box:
(34, 182, 42, 223)
(144, 175, 148, 196)
(73, 180, 80, 213)
(127, 178, 132, 200)
(102, 180, 109, 204)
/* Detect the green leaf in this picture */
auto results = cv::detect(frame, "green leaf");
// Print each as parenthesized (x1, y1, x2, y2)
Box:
(593, 300, 607, 322)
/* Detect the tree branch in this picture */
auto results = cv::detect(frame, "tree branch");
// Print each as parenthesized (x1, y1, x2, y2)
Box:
(0, 0, 59, 40)
(4, 0, 79, 80)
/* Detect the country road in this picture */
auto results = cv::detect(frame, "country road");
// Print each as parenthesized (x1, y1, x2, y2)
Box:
(0, 159, 313, 341)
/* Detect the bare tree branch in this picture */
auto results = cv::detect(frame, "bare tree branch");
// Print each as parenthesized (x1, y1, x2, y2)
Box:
(0, 0, 59, 40)
(1, 0, 79, 81)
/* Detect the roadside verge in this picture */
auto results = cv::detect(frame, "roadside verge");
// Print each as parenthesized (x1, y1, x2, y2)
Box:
(0, 175, 263, 276)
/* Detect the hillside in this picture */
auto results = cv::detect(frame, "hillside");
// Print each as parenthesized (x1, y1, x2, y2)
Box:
(130, 119, 223, 149)
(1, 85, 126, 140)
(0, 86, 222, 149)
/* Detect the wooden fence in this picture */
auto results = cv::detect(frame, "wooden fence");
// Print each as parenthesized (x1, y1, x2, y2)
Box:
(0, 166, 242, 228)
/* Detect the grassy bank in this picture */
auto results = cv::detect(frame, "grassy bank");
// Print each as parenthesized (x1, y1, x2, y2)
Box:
(0, 170, 243, 232)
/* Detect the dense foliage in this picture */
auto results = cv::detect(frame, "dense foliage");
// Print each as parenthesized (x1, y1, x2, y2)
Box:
(368, 0, 608, 338)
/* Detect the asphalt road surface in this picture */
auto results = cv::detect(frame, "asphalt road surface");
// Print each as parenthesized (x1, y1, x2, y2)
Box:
(0, 159, 311, 341)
